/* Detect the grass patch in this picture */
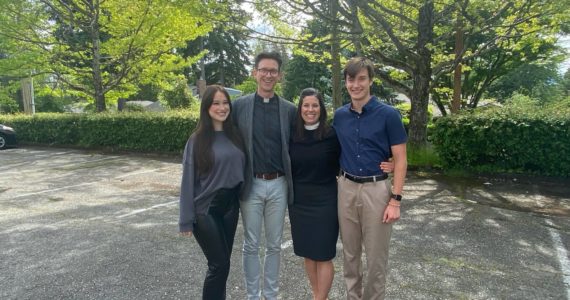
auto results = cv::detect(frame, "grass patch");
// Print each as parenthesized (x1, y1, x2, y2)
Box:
(407, 144, 441, 169)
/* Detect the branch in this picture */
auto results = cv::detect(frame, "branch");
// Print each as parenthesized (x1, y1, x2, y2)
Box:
(376, 69, 412, 96)
(360, 36, 414, 74)
(53, 73, 91, 95)
(354, 0, 417, 60)
(370, 1, 417, 27)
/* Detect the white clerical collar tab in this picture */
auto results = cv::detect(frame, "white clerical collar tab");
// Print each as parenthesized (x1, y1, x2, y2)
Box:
(304, 122, 319, 130)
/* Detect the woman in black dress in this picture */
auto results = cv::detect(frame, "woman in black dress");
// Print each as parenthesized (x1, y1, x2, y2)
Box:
(289, 88, 340, 300)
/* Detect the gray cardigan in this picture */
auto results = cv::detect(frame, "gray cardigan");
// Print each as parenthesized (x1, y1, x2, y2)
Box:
(232, 93, 297, 205)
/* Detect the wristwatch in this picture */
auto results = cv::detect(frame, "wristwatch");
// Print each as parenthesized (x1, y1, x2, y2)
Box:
(391, 194, 402, 201)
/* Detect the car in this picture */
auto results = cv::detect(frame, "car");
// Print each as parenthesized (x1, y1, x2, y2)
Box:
(0, 124, 17, 149)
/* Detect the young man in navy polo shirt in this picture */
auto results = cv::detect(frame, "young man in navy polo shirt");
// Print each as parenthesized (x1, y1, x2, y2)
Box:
(333, 57, 408, 300)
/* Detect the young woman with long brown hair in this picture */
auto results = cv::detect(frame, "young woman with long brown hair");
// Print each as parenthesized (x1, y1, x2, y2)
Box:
(179, 85, 245, 300)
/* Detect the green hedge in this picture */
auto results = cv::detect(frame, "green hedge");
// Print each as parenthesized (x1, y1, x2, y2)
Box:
(432, 108, 570, 177)
(0, 111, 199, 153)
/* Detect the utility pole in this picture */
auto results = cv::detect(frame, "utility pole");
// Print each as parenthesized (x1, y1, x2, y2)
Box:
(21, 72, 35, 115)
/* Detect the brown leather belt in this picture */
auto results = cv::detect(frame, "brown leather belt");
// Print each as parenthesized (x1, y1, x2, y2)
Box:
(254, 172, 284, 180)
(340, 170, 388, 184)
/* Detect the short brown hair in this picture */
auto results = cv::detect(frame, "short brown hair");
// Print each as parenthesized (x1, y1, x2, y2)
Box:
(343, 57, 375, 80)
(254, 51, 283, 71)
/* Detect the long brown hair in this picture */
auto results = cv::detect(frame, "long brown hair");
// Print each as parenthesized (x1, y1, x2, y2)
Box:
(192, 85, 244, 175)
(293, 88, 331, 142)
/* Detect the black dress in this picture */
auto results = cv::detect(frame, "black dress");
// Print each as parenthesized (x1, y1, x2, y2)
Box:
(289, 128, 341, 261)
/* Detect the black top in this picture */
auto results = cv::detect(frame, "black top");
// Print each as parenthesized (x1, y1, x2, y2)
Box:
(252, 93, 284, 173)
(291, 128, 340, 186)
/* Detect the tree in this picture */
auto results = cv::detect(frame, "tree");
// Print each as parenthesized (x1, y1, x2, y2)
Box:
(0, 0, 212, 112)
(283, 54, 331, 101)
(487, 62, 564, 103)
(182, 0, 252, 88)
(184, 25, 251, 87)
(431, 34, 563, 115)
(253, 0, 570, 145)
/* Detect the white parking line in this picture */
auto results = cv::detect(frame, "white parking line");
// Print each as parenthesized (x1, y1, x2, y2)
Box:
(11, 167, 166, 199)
(0, 156, 120, 175)
(13, 182, 95, 199)
(115, 168, 166, 178)
(546, 218, 570, 299)
(116, 200, 178, 218)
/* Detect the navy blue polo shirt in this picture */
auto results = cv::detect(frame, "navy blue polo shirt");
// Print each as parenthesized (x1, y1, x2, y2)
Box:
(333, 96, 407, 176)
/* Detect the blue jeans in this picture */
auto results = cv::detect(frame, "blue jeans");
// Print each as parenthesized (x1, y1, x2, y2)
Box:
(241, 176, 288, 300)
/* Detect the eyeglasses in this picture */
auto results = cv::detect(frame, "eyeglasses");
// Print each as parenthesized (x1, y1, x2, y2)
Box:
(256, 68, 280, 76)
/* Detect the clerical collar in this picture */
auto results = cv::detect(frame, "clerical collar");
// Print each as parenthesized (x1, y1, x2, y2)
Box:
(255, 93, 277, 104)
(304, 122, 319, 130)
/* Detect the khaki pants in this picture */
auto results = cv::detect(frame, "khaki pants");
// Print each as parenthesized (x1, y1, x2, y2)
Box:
(338, 176, 392, 300)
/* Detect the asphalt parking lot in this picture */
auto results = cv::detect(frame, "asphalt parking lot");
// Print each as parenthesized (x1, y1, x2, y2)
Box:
(1, 146, 569, 299)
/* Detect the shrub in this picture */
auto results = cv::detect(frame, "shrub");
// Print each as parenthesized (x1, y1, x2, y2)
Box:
(0, 111, 199, 153)
(432, 98, 570, 177)
(235, 78, 258, 95)
(160, 77, 196, 109)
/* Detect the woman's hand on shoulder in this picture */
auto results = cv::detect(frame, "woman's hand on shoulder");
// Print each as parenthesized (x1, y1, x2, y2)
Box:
(180, 231, 193, 238)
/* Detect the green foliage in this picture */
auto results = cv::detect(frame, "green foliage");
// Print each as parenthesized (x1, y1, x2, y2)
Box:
(127, 83, 160, 102)
(0, 111, 200, 153)
(283, 55, 331, 102)
(0, 0, 213, 111)
(0, 89, 19, 114)
(432, 96, 570, 177)
(407, 144, 442, 169)
(394, 102, 435, 137)
(160, 77, 196, 109)
(0, 113, 81, 145)
(235, 77, 258, 95)
(234, 77, 283, 97)
(487, 62, 564, 103)
(122, 103, 147, 113)
(183, 22, 252, 86)
(562, 69, 570, 97)
(34, 86, 79, 113)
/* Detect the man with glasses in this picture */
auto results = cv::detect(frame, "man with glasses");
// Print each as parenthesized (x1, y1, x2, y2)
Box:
(232, 51, 296, 300)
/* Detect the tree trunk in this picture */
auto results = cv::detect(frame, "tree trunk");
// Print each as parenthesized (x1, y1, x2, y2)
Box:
(431, 93, 447, 117)
(409, 69, 430, 146)
(451, 11, 463, 113)
(330, 0, 342, 109)
(408, 1, 433, 146)
(219, 53, 225, 85)
(347, 0, 362, 56)
(90, 0, 105, 112)
(469, 75, 495, 108)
